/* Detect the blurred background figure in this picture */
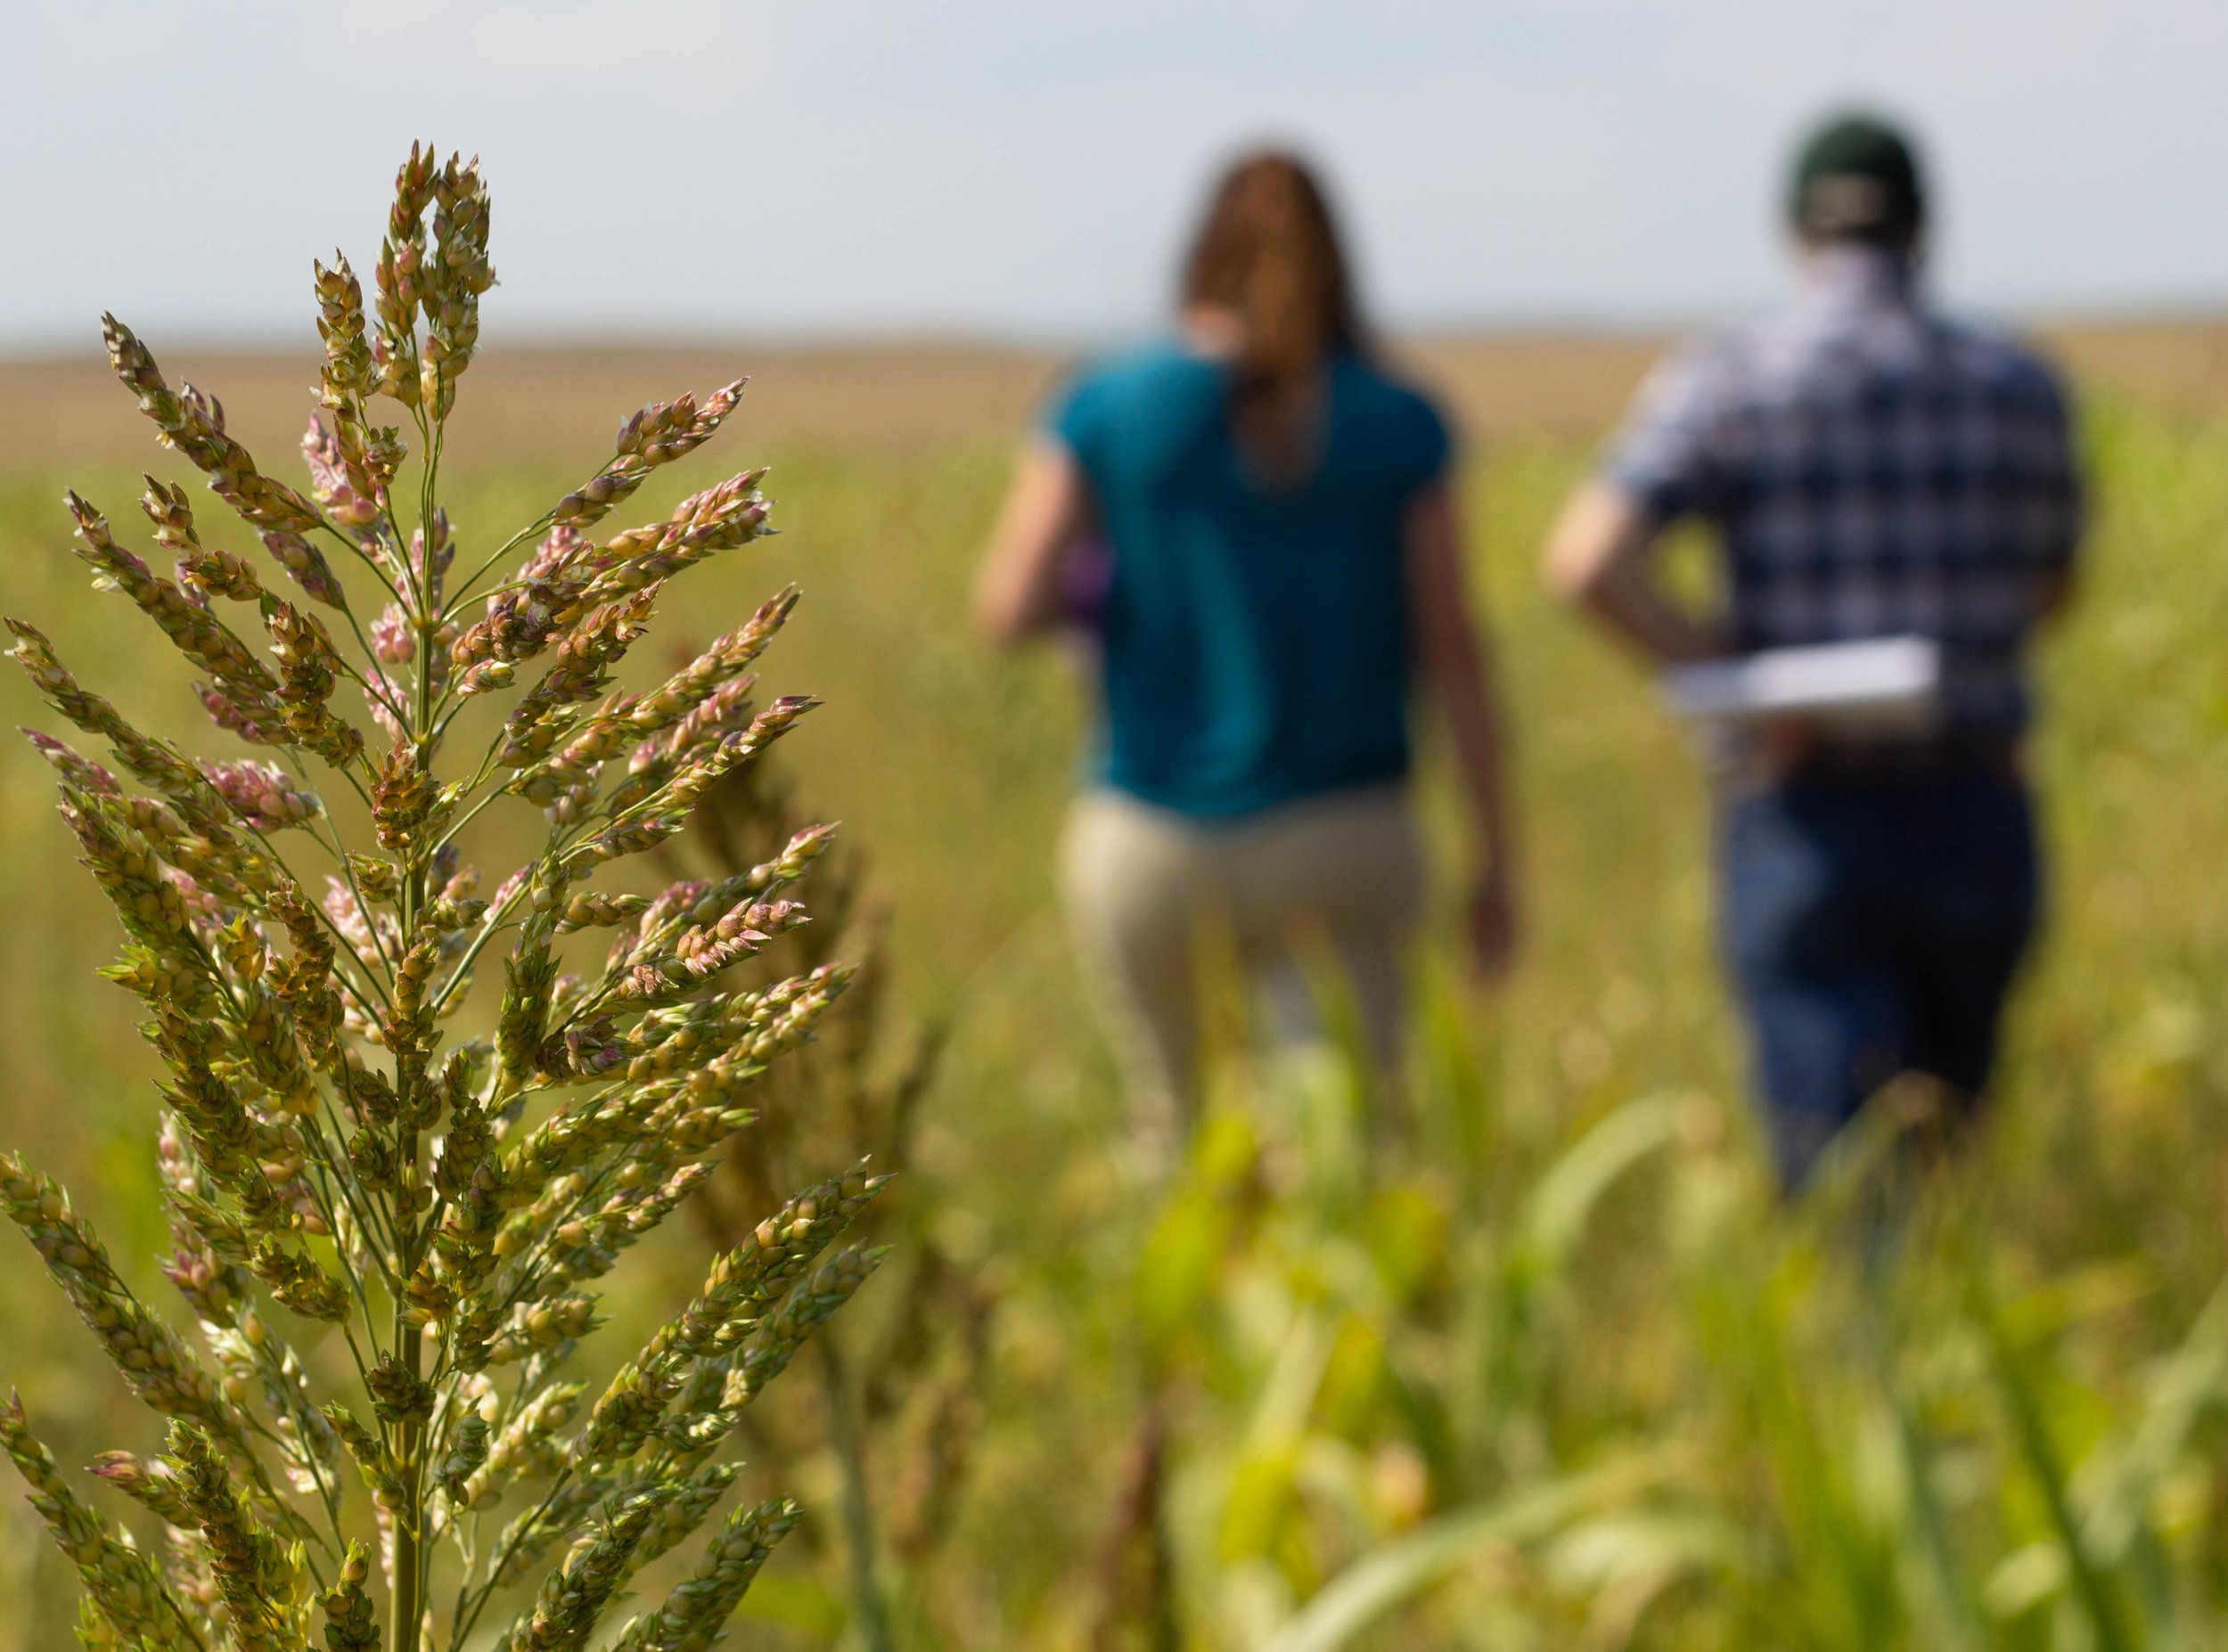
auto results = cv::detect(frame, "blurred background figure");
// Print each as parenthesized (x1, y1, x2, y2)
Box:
(1545, 113, 2084, 1188)
(973, 150, 1516, 1168)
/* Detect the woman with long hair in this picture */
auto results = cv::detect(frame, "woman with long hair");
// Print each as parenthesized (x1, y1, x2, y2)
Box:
(973, 150, 1516, 1163)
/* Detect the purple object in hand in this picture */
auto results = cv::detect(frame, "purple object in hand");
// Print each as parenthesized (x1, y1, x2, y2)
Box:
(1061, 535, 1114, 634)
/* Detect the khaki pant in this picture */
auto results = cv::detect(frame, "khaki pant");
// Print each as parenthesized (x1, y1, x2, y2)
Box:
(1059, 783, 1424, 1157)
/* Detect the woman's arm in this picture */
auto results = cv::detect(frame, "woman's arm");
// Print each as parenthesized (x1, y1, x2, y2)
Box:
(971, 438, 1094, 645)
(1405, 478, 1518, 982)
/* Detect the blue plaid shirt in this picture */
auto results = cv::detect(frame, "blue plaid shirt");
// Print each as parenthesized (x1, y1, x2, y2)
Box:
(1607, 244, 2082, 734)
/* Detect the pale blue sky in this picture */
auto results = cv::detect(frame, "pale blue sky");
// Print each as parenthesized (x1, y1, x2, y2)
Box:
(3, 0, 2222, 348)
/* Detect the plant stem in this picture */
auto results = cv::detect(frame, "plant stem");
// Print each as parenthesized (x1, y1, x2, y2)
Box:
(391, 1320, 426, 1652)
(820, 1337, 894, 1652)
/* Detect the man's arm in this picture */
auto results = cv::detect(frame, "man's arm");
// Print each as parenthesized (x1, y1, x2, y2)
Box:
(1405, 480, 1517, 981)
(1542, 478, 1725, 666)
(971, 438, 1094, 645)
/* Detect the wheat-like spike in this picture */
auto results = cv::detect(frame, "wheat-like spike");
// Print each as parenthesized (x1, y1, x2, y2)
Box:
(168, 1421, 306, 1652)
(606, 1496, 802, 1652)
(0, 1157, 248, 1447)
(318, 1542, 381, 1650)
(720, 1244, 889, 1412)
(1, 1394, 201, 1652)
(497, 1491, 664, 1652)
(570, 1164, 886, 1467)
(462, 1383, 583, 1512)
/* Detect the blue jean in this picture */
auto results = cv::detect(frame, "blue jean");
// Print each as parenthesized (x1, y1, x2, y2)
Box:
(1718, 771, 2039, 1187)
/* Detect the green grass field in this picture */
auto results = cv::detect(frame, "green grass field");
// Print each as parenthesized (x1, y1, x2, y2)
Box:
(2, 347, 2228, 1649)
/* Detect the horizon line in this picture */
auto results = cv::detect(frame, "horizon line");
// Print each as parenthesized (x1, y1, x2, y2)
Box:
(2, 301, 2224, 363)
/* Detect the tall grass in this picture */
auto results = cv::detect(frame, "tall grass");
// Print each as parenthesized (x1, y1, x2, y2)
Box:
(1, 380, 2226, 1648)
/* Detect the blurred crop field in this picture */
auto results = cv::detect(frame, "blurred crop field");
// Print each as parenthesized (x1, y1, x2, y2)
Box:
(2, 323, 2228, 1648)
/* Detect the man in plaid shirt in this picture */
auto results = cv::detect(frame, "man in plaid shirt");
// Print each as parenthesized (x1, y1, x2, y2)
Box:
(1546, 113, 2083, 1185)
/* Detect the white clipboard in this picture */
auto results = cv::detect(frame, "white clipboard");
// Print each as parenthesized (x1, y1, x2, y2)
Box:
(1660, 636, 1943, 735)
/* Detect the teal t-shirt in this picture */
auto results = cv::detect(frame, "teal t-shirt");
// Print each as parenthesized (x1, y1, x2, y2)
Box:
(1049, 343, 1452, 819)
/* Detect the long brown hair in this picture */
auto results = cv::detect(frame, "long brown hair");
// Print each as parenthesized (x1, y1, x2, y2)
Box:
(1182, 151, 1362, 472)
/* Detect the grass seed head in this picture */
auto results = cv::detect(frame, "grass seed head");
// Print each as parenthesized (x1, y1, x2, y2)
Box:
(5, 143, 873, 1652)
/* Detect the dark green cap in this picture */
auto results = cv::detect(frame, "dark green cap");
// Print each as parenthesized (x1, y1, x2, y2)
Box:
(1790, 113, 1923, 243)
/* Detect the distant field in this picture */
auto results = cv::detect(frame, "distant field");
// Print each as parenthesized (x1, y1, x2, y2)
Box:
(6, 316, 2224, 474)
